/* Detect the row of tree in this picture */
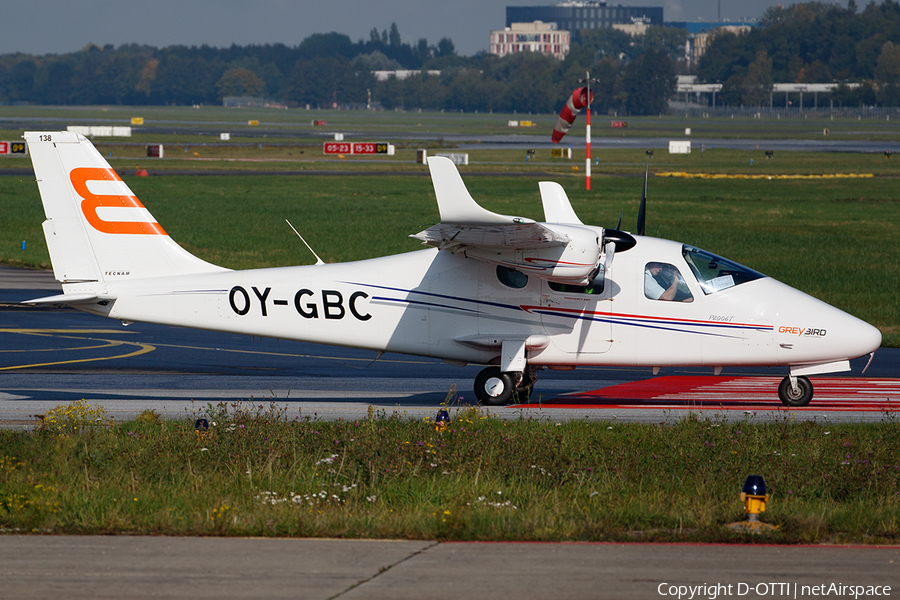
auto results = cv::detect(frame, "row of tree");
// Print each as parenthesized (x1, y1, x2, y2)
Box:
(8, 2, 900, 113)
(698, 0, 900, 106)
(0, 23, 678, 115)
(0, 27, 456, 107)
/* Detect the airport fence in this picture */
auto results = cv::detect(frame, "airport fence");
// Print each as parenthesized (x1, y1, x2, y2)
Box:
(668, 104, 900, 120)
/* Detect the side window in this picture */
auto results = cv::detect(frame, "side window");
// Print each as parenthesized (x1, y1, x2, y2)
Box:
(548, 266, 605, 295)
(644, 262, 693, 302)
(497, 265, 528, 289)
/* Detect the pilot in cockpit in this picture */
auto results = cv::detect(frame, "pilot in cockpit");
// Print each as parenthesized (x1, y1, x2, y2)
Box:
(644, 262, 693, 302)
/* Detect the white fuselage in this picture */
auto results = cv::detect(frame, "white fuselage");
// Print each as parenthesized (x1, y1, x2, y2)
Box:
(71, 235, 880, 371)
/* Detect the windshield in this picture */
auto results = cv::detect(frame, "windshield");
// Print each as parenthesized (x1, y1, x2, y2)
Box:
(682, 245, 765, 295)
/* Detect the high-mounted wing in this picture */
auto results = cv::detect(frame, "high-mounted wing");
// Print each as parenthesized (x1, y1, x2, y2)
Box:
(412, 157, 603, 284)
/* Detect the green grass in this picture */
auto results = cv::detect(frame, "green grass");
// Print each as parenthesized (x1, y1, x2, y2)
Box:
(2, 401, 898, 542)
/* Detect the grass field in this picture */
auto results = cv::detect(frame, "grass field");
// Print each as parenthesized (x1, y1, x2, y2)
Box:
(1, 401, 897, 543)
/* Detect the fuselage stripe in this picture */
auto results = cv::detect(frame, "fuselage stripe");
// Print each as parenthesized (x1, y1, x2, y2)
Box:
(348, 282, 768, 339)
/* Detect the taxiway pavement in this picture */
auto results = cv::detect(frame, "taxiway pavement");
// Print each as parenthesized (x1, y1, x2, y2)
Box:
(1, 536, 897, 600)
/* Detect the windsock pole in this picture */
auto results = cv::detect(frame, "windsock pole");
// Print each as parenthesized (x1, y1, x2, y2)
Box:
(585, 82, 591, 191)
(578, 72, 598, 191)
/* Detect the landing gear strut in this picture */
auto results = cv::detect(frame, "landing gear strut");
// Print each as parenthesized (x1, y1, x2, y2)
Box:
(778, 375, 813, 407)
(473, 365, 538, 406)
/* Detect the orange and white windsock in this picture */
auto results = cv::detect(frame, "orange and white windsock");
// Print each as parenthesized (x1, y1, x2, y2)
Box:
(551, 87, 592, 143)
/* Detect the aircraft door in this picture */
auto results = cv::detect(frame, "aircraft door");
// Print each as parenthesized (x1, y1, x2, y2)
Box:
(540, 271, 612, 354)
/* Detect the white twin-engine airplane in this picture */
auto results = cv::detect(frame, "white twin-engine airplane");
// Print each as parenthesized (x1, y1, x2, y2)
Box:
(23, 131, 881, 407)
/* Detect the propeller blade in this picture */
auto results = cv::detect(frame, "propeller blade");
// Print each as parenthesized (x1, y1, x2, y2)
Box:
(615, 210, 623, 230)
(636, 164, 648, 236)
(602, 229, 636, 252)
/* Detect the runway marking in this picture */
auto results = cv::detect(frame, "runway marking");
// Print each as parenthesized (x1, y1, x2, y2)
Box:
(0, 328, 137, 335)
(0, 329, 155, 370)
(536, 376, 900, 412)
(0, 341, 124, 354)
(0, 328, 437, 369)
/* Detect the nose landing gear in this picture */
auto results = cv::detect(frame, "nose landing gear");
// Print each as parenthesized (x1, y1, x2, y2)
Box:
(778, 375, 813, 407)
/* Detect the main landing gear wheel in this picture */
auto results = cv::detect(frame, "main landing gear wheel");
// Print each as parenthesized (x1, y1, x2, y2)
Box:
(514, 365, 538, 403)
(474, 367, 515, 406)
(778, 375, 813, 407)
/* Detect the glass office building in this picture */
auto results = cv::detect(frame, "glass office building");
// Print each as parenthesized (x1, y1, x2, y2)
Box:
(507, 2, 664, 41)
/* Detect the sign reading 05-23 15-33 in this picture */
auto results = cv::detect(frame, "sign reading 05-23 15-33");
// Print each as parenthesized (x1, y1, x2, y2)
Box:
(0, 141, 27, 155)
(323, 142, 390, 155)
(229, 286, 371, 321)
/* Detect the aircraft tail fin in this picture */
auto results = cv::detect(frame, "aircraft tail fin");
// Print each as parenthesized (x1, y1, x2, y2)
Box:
(25, 131, 226, 284)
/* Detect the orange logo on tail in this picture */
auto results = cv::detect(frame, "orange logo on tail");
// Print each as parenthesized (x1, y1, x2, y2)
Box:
(70, 167, 166, 235)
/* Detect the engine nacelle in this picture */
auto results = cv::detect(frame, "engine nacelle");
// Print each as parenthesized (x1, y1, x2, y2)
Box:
(464, 224, 602, 284)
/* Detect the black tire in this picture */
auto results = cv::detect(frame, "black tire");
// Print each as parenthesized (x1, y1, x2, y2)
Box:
(512, 366, 538, 404)
(778, 376, 813, 407)
(474, 367, 515, 406)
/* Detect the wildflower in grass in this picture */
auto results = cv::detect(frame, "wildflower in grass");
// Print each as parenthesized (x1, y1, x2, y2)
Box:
(37, 399, 108, 436)
(210, 504, 232, 523)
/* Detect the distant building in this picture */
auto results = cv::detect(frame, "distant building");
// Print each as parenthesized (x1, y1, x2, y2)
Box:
(612, 17, 651, 36)
(506, 2, 663, 42)
(665, 21, 756, 67)
(490, 21, 571, 60)
(372, 70, 442, 82)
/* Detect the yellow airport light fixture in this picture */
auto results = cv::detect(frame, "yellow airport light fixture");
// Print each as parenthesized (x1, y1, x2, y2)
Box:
(434, 409, 450, 432)
(194, 418, 209, 440)
(726, 474, 778, 533)
(741, 474, 768, 518)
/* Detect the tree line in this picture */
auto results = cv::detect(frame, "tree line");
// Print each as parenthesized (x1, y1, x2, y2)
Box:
(698, 0, 900, 106)
(4, 3, 900, 113)
(0, 22, 678, 115)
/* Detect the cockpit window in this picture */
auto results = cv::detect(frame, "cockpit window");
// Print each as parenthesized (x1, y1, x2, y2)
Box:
(497, 265, 528, 288)
(549, 266, 605, 295)
(682, 245, 765, 295)
(644, 262, 693, 302)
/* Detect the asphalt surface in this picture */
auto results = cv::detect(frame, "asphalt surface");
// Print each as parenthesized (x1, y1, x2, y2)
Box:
(1, 536, 897, 600)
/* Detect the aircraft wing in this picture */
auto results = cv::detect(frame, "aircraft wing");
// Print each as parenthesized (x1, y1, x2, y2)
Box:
(413, 157, 601, 283)
(411, 222, 567, 252)
(413, 156, 569, 252)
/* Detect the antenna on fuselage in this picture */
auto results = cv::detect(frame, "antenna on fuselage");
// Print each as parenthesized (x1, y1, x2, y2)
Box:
(286, 219, 325, 266)
(636, 163, 648, 236)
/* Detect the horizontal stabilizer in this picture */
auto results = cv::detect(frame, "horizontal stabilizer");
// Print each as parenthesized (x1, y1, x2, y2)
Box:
(21, 293, 114, 306)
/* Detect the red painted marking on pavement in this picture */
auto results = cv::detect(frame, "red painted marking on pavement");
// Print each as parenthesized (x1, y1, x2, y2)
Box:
(529, 377, 900, 411)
